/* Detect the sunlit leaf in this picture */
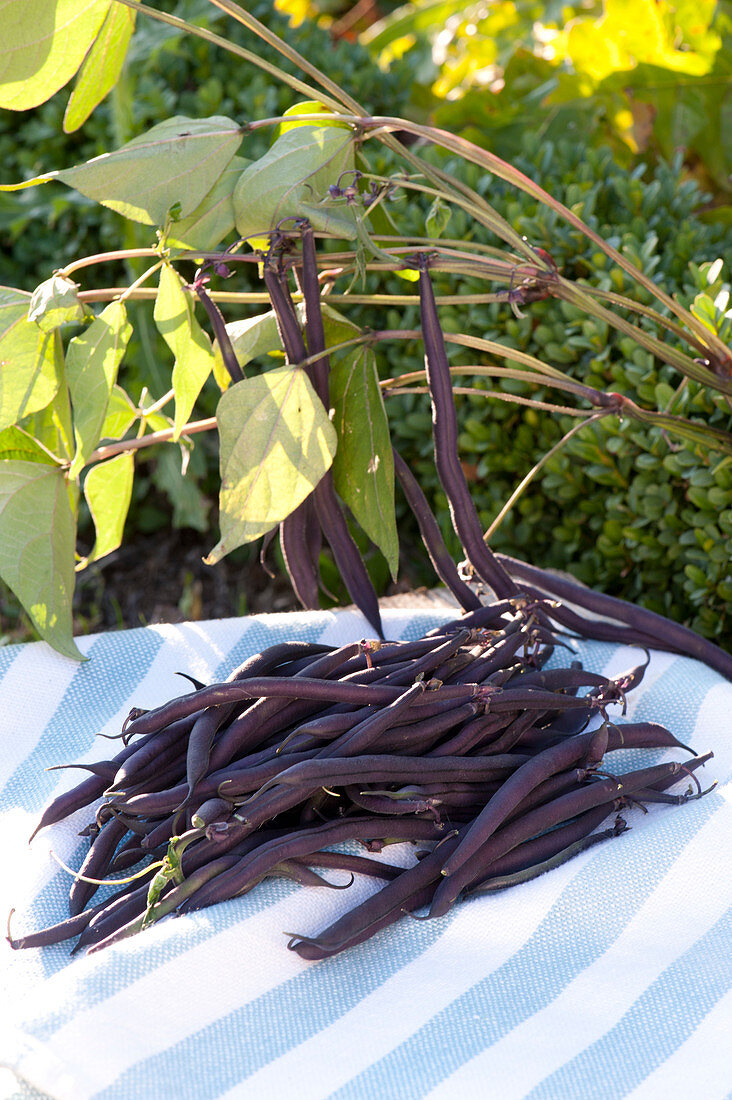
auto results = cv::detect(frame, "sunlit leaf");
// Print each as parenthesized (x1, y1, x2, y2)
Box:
(0, 0, 110, 110)
(63, 3, 136, 132)
(67, 300, 132, 478)
(276, 99, 337, 136)
(206, 366, 336, 563)
(100, 384, 137, 441)
(154, 265, 215, 440)
(331, 345, 398, 577)
(213, 309, 283, 388)
(1, 117, 243, 226)
(28, 274, 91, 332)
(80, 451, 134, 566)
(165, 155, 250, 252)
(0, 460, 81, 659)
(233, 123, 357, 247)
(0, 424, 59, 464)
(0, 287, 61, 430)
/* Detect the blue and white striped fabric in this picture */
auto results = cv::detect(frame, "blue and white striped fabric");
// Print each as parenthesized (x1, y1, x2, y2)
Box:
(1, 607, 730, 1100)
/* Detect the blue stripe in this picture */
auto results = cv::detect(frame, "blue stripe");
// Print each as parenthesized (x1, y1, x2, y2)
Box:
(2, 629, 164, 979)
(0, 640, 24, 677)
(95, 799, 718, 1100)
(625, 653, 721, 745)
(525, 906, 732, 1100)
(22, 615, 453, 1039)
(94, 876, 451, 1100)
(0, 628, 163, 806)
(326, 798, 719, 1100)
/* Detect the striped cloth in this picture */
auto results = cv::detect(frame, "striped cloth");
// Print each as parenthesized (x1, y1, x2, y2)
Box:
(1, 607, 730, 1100)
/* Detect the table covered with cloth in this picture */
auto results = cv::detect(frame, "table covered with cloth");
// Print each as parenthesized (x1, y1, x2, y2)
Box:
(1, 606, 731, 1100)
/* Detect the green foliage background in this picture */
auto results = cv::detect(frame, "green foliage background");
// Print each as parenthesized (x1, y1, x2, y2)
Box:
(0, 0, 730, 644)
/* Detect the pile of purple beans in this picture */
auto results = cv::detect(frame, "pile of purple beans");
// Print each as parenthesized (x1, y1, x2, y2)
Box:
(9, 603, 714, 958)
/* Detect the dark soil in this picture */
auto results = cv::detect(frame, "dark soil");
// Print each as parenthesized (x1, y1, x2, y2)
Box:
(73, 529, 303, 633)
(0, 523, 442, 647)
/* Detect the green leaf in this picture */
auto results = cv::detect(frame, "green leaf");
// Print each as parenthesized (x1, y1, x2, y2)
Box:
(213, 309, 282, 387)
(63, 2, 136, 132)
(28, 274, 91, 332)
(0, 0, 110, 110)
(100, 384, 137, 441)
(0, 424, 60, 464)
(154, 265, 215, 441)
(80, 451, 134, 566)
(66, 300, 132, 478)
(425, 196, 451, 239)
(152, 445, 210, 533)
(277, 99, 338, 136)
(0, 460, 81, 659)
(165, 155, 250, 252)
(331, 345, 399, 577)
(206, 367, 336, 563)
(1, 117, 243, 226)
(0, 287, 61, 430)
(233, 124, 357, 246)
(23, 358, 74, 464)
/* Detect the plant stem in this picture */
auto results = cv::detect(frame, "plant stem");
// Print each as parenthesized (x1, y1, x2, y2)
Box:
(385, 386, 593, 417)
(60, 249, 161, 277)
(86, 418, 217, 466)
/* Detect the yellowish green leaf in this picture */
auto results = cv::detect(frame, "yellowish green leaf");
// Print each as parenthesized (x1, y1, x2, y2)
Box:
(0, 0, 110, 111)
(165, 155, 250, 252)
(0, 460, 81, 659)
(67, 301, 132, 478)
(154, 265, 215, 440)
(80, 451, 134, 566)
(206, 367, 336, 562)
(0, 287, 61, 430)
(63, 3, 136, 132)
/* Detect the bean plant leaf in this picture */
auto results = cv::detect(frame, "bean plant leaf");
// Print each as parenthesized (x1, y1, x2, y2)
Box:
(1, 117, 243, 227)
(63, 2, 136, 133)
(80, 452, 134, 567)
(276, 99, 338, 136)
(0, 0, 110, 111)
(233, 123, 357, 247)
(213, 309, 282, 388)
(28, 274, 92, 332)
(23, 370, 74, 464)
(206, 367, 336, 563)
(66, 301, 133, 479)
(426, 196, 451, 240)
(0, 424, 60, 464)
(0, 287, 62, 431)
(100, 384, 137, 441)
(166, 155, 251, 252)
(154, 265, 215, 440)
(331, 344, 399, 577)
(0, 460, 81, 660)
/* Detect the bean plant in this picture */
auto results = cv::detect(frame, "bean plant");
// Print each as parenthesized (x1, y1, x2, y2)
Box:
(0, 0, 730, 659)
